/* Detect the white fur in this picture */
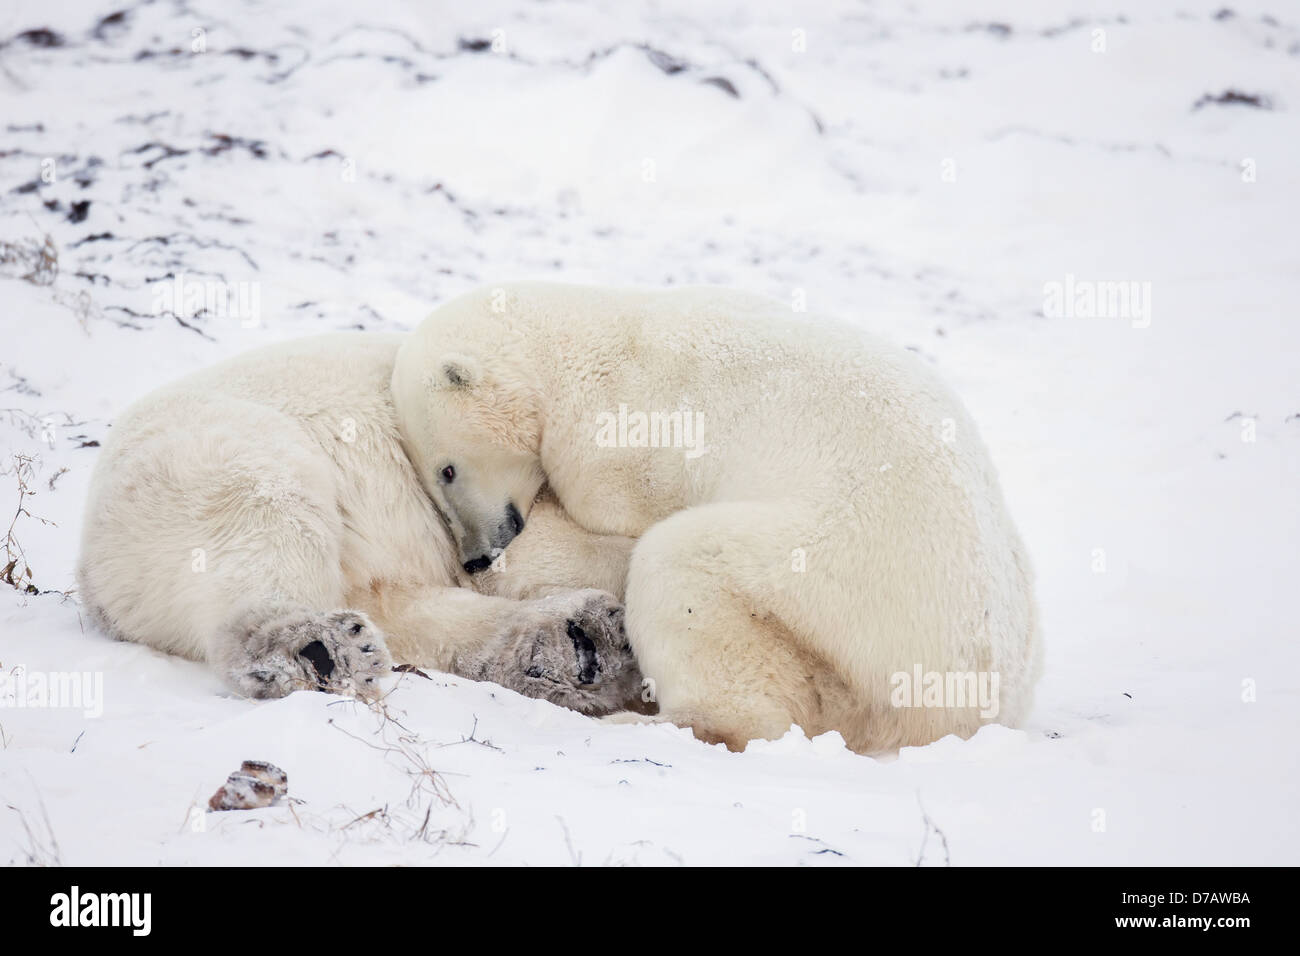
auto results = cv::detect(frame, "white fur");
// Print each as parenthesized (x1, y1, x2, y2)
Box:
(78, 333, 639, 709)
(393, 282, 1043, 753)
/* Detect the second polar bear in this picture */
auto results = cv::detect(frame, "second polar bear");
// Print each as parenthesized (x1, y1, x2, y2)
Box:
(392, 282, 1042, 754)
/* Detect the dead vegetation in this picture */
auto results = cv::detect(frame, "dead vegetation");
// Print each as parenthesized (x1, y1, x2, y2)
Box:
(0, 232, 58, 286)
(294, 693, 477, 857)
(915, 794, 952, 866)
(0, 409, 85, 441)
(2, 453, 54, 594)
(6, 789, 63, 866)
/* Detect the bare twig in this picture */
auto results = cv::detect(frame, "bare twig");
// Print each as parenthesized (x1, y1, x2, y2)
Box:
(2, 454, 55, 594)
(319, 699, 480, 854)
(556, 816, 582, 867)
(790, 833, 845, 857)
(915, 794, 951, 867)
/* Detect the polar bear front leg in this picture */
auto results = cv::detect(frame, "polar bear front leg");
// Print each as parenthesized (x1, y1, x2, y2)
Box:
(352, 585, 644, 716)
(472, 490, 636, 601)
(450, 589, 644, 717)
(212, 605, 393, 701)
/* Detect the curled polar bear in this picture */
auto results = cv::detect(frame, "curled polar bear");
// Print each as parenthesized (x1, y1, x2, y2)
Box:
(77, 333, 643, 712)
(393, 282, 1042, 753)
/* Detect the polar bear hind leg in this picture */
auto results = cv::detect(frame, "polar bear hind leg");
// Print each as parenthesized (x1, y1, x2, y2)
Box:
(622, 501, 860, 750)
(620, 494, 1013, 753)
(79, 394, 391, 699)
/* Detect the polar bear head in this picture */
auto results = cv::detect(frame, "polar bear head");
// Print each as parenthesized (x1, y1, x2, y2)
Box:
(392, 334, 545, 574)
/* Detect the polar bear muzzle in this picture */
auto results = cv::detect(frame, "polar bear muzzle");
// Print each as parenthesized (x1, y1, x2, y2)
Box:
(462, 501, 525, 574)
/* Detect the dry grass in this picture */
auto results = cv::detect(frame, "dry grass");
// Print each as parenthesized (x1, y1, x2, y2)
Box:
(2, 453, 55, 594)
(0, 232, 58, 286)
(299, 694, 478, 859)
(6, 787, 63, 866)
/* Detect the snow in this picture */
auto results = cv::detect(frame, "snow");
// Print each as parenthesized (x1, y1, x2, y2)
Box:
(1, 0, 1297, 865)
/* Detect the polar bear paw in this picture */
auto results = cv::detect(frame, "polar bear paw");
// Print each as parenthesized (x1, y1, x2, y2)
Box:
(219, 608, 393, 702)
(457, 589, 642, 716)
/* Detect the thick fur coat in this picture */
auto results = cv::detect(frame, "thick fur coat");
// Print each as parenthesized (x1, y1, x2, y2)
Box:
(393, 282, 1042, 753)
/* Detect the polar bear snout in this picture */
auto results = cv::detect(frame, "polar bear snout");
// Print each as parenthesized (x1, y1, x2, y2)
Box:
(462, 502, 525, 574)
(502, 502, 525, 539)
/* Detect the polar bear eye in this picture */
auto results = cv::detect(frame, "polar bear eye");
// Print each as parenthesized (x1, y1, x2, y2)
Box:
(440, 465, 456, 484)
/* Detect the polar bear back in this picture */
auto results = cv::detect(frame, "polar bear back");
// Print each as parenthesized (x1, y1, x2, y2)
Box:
(77, 333, 461, 660)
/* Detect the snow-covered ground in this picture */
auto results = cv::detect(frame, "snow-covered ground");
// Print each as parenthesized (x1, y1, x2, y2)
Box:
(1, 0, 1296, 865)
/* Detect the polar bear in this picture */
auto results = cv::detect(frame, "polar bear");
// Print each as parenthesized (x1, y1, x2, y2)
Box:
(77, 333, 642, 713)
(392, 282, 1042, 754)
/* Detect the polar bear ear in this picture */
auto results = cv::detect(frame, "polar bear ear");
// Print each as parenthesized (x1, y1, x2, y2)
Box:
(438, 353, 481, 389)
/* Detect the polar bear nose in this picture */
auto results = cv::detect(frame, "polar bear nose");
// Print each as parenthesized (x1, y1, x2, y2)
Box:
(464, 503, 525, 574)
(491, 503, 525, 549)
